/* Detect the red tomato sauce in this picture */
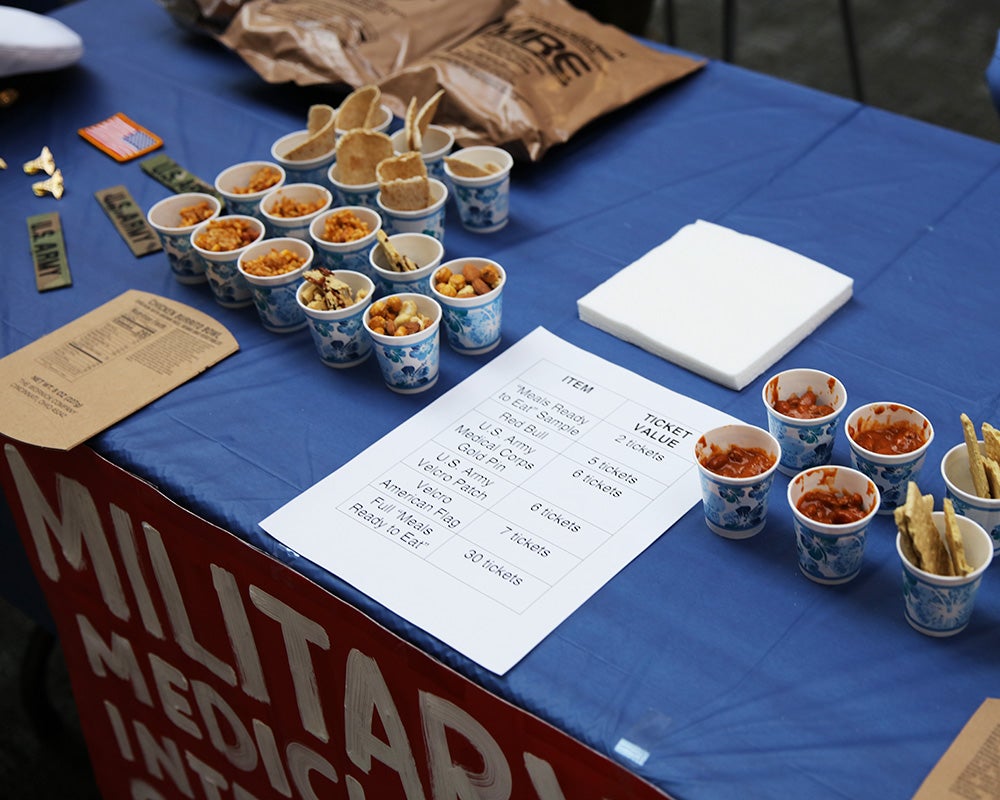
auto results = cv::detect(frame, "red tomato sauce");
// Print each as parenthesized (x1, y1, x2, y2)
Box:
(796, 488, 869, 524)
(700, 444, 776, 478)
(851, 420, 926, 455)
(772, 390, 834, 420)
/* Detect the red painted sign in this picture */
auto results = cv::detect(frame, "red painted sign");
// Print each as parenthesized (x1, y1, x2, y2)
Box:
(0, 435, 671, 800)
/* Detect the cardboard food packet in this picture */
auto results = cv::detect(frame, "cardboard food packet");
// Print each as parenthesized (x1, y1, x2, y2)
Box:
(157, 0, 248, 33)
(220, 0, 515, 89)
(378, 0, 706, 161)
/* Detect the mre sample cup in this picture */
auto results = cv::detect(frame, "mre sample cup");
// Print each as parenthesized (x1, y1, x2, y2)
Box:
(763, 368, 847, 476)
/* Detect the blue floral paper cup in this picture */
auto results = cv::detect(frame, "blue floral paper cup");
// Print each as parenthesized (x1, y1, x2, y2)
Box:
(694, 424, 781, 539)
(788, 466, 880, 584)
(444, 145, 513, 234)
(308, 206, 381, 281)
(430, 257, 505, 355)
(296, 270, 375, 368)
(270, 130, 337, 188)
(763, 368, 847, 476)
(896, 511, 993, 637)
(391, 124, 454, 182)
(364, 293, 442, 394)
(214, 161, 285, 218)
(238, 237, 313, 333)
(369, 232, 443, 296)
(941, 442, 1000, 552)
(328, 162, 380, 211)
(259, 183, 333, 241)
(377, 178, 448, 240)
(147, 192, 222, 284)
(845, 402, 933, 514)
(191, 214, 265, 308)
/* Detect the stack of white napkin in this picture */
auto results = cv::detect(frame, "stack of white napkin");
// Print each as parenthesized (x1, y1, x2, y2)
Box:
(0, 6, 83, 78)
(577, 220, 853, 390)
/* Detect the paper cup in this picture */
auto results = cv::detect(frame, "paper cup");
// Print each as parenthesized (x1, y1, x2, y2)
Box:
(328, 162, 380, 211)
(214, 161, 286, 218)
(238, 238, 314, 333)
(376, 178, 447, 241)
(369, 232, 443, 296)
(259, 183, 333, 241)
(430, 257, 505, 355)
(363, 293, 442, 394)
(297, 270, 375, 368)
(391, 124, 454, 182)
(763, 368, 847, 476)
(147, 192, 222, 284)
(270, 130, 337, 187)
(941, 442, 1000, 552)
(308, 206, 381, 281)
(190, 215, 265, 308)
(444, 145, 513, 234)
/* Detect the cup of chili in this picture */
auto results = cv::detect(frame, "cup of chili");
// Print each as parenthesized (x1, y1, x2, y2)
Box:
(788, 466, 880, 584)
(845, 402, 934, 514)
(694, 424, 780, 539)
(762, 368, 847, 476)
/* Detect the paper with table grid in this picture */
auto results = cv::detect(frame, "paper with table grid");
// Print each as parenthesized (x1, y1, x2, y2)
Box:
(260, 328, 735, 674)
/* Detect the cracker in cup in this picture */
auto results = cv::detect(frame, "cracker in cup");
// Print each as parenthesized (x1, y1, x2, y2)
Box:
(444, 155, 501, 178)
(403, 89, 446, 152)
(961, 414, 1000, 499)
(336, 85, 381, 130)
(282, 104, 337, 161)
(377, 152, 430, 210)
(894, 481, 973, 576)
(335, 129, 394, 185)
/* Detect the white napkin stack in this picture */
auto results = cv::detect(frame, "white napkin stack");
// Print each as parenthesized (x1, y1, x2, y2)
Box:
(0, 6, 83, 79)
(577, 220, 853, 391)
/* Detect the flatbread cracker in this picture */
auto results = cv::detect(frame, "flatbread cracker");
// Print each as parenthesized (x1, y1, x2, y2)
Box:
(337, 85, 380, 131)
(444, 155, 500, 178)
(282, 104, 337, 161)
(942, 498, 973, 575)
(335, 129, 393, 186)
(985, 459, 1000, 499)
(404, 97, 421, 152)
(380, 176, 431, 211)
(414, 89, 445, 136)
(983, 422, 1000, 465)
(897, 482, 953, 576)
(376, 152, 427, 183)
(961, 413, 991, 498)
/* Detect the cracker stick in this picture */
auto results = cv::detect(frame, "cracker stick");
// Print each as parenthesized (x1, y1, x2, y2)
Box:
(961, 413, 991, 498)
(942, 498, 973, 575)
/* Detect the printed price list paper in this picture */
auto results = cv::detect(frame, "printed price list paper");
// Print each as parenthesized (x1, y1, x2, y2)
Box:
(261, 328, 736, 674)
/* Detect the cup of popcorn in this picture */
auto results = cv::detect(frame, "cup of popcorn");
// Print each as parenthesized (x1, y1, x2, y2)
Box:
(238, 238, 313, 333)
(762, 368, 848, 476)
(390, 124, 455, 182)
(260, 183, 333, 242)
(444, 146, 514, 234)
(296, 268, 375, 368)
(328, 161, 381, 211)
(363, 293, 442, 394)
(147, 192, 222, 284)
(430, 257, 506, 355)
(376, 178, 448, 241)
(845, 402, 934, 514)
(191, 215, 265, 308)
(271, 130, 337, 187)
(369, 232, 443, 296)
(694, 424, 781, 539)
(214, 161, 286, 218)
(309, 206, 381, 281)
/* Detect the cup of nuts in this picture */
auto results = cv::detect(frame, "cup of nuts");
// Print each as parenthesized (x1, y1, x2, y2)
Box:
(363, 293, 442, 394)
(430, 257, 505, 355)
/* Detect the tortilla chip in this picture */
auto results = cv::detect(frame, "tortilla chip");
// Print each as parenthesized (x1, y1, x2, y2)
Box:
(337, 85, 380, 131)
(961, 413, 991, 498)
(444, 155, 500, 178)
(942, 498, 973, 575)
(335, 129, 393, 185)
(376, 152, 427, 184)
(282, 104, 337, 161)
(380, 176, 431, 211)
(415, 89, 445, 136)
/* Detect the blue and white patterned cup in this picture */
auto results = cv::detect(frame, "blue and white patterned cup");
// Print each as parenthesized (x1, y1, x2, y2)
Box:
(694, 424, 781, 539)
(308, 206, 381, 281)
(430, 257, 505, 355)
(444, 145, 513, 234)
(941, 442, 1000, 552)
(391, 125, 454, 182)
(896, 511, 993, 637)
(377, 178, 448, 241)
(328, 162, 381, 211)
(190, 215, 265, 308)
(369, 232, 443, 296)
(845, 402, 933, 514)
(259, 183, 333, 241)
(788, 466, 880, 585)
(147, 192, 222, 284)
(270, 130, 337, 188)
(763, 368, 847, 476)
(214, 161, 286, 218)
(297, 270, 375, 368)
(238, 238, 313, 333)
(364, 293, 442, 394)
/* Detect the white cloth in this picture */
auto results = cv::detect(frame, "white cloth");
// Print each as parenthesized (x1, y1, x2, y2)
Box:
(0, 6, 83, 78)
(577, 220, 854, 390)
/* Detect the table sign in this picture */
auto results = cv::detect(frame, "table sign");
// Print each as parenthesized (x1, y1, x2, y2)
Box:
(262, 328, 736, 674)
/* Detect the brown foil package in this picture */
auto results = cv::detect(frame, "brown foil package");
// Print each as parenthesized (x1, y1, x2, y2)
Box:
(378, 0, 705, 161)
(220, 0, 516, 89)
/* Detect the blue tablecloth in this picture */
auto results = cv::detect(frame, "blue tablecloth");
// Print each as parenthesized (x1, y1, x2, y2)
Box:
(2, 2, 999, 798)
